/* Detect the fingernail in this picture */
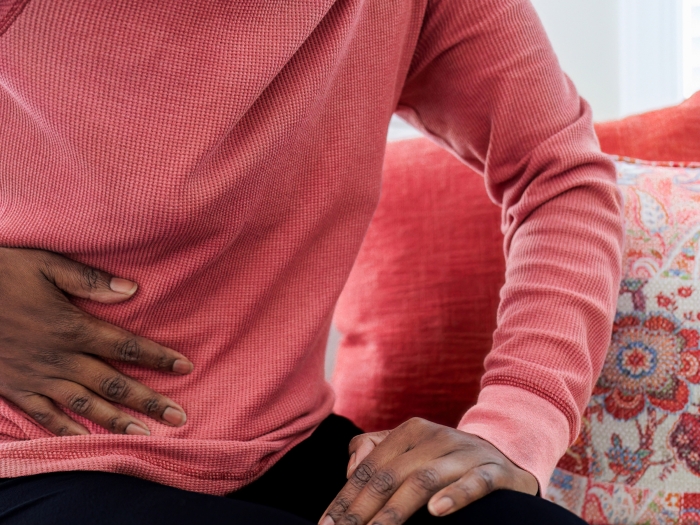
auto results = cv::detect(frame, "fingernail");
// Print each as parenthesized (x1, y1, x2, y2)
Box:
(110, 277, 138, 295)
(125, 423, 150, 436)
(163, 407, 187, 426)
(319, 516, 334, 525)
(346, 452, 356, 478)
(172, 359, 193, 374)
(430, 497, 454, 516)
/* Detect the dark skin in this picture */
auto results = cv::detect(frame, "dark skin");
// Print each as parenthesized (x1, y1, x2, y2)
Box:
(0, 247, 191, 436)
(0, 246, 537, 522)
(319, 419, 537, 524)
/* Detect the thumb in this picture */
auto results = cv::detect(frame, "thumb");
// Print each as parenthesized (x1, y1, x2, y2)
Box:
(346, 430, 391, 478)
(37, 252, 138, 304)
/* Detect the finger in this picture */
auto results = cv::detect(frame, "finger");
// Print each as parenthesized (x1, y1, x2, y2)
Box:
(347, 431, 390, 478)
(363, 454, 468, 525)
(64, 355, 188, 427)
(321, 423, 428, 525)
(82, 316, 193, 374)
(427, 463, 506, 517)
(335, 450, 464, 525)
(35, 251, 138, 304)
(45, 379, 152, 435)
(6, 391, 89, 437)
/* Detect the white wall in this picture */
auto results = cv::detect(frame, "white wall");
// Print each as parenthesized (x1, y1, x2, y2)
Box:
(683, 0, 700, 97)
(530, 0, 621, 121)
(618, 0, 684, 116)
(531, 0, 684, 121)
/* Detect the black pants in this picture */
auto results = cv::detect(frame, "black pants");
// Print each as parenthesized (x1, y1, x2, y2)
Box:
(0, 415, 586, 524)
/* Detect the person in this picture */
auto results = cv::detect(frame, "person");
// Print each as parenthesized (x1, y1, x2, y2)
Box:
(0, 0, 623, 523)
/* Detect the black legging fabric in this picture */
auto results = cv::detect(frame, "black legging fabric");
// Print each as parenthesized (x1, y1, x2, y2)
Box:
(0, 414, 587, 525)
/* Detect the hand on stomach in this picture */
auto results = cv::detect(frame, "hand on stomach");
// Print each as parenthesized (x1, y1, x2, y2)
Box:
(0, 247, 192, 437)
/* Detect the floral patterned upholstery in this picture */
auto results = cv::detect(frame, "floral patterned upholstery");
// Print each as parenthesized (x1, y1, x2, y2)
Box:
(546, 158, 700, 524)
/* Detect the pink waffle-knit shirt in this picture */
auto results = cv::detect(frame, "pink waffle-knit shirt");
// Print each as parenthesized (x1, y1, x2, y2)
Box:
(0, 0, 623, 495)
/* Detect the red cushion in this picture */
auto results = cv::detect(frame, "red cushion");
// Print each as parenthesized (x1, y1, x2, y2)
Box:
(332, 138, 504, 431)
(594, 91, 700, 163)
(332, 94, 700, 433)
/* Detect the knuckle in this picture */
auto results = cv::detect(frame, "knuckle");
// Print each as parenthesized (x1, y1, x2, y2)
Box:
(412, 467, 442, 492)
(50, 312, 90, 346)
(107, 416, 121, 433)
(350, 461, 376, 488)
(80, 266, 101, 290)
(55, 426, 70, 436)
(407, 417, 428, 429)
(476, 468, 496, 494)
(35, 349, 74, 371)
(142, 397, 162, 416)
(99, 376, 130, 401)
(369, 469, 397, 496)
(30, 409, 53, 425)
(348, 434, 364, 449)
(328, 498, 352, 520)
(112, 339, 143, 363)
(156, 354, 171, 370)
(339, 514, 361, 525)
(376, 507, 402, 525)
(67, 393, 92, 415)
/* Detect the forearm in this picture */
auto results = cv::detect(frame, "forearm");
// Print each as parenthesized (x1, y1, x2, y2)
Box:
(396, 0, 624, 492)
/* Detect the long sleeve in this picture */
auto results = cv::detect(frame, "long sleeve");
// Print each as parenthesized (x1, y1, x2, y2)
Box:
(396, 0, 624, 494)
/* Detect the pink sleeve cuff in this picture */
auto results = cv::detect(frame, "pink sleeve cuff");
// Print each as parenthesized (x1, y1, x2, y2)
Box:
(456, 384, 571, 495)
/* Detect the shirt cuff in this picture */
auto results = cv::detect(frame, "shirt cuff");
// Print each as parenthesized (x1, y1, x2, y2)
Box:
(456, 384, 571, 496)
